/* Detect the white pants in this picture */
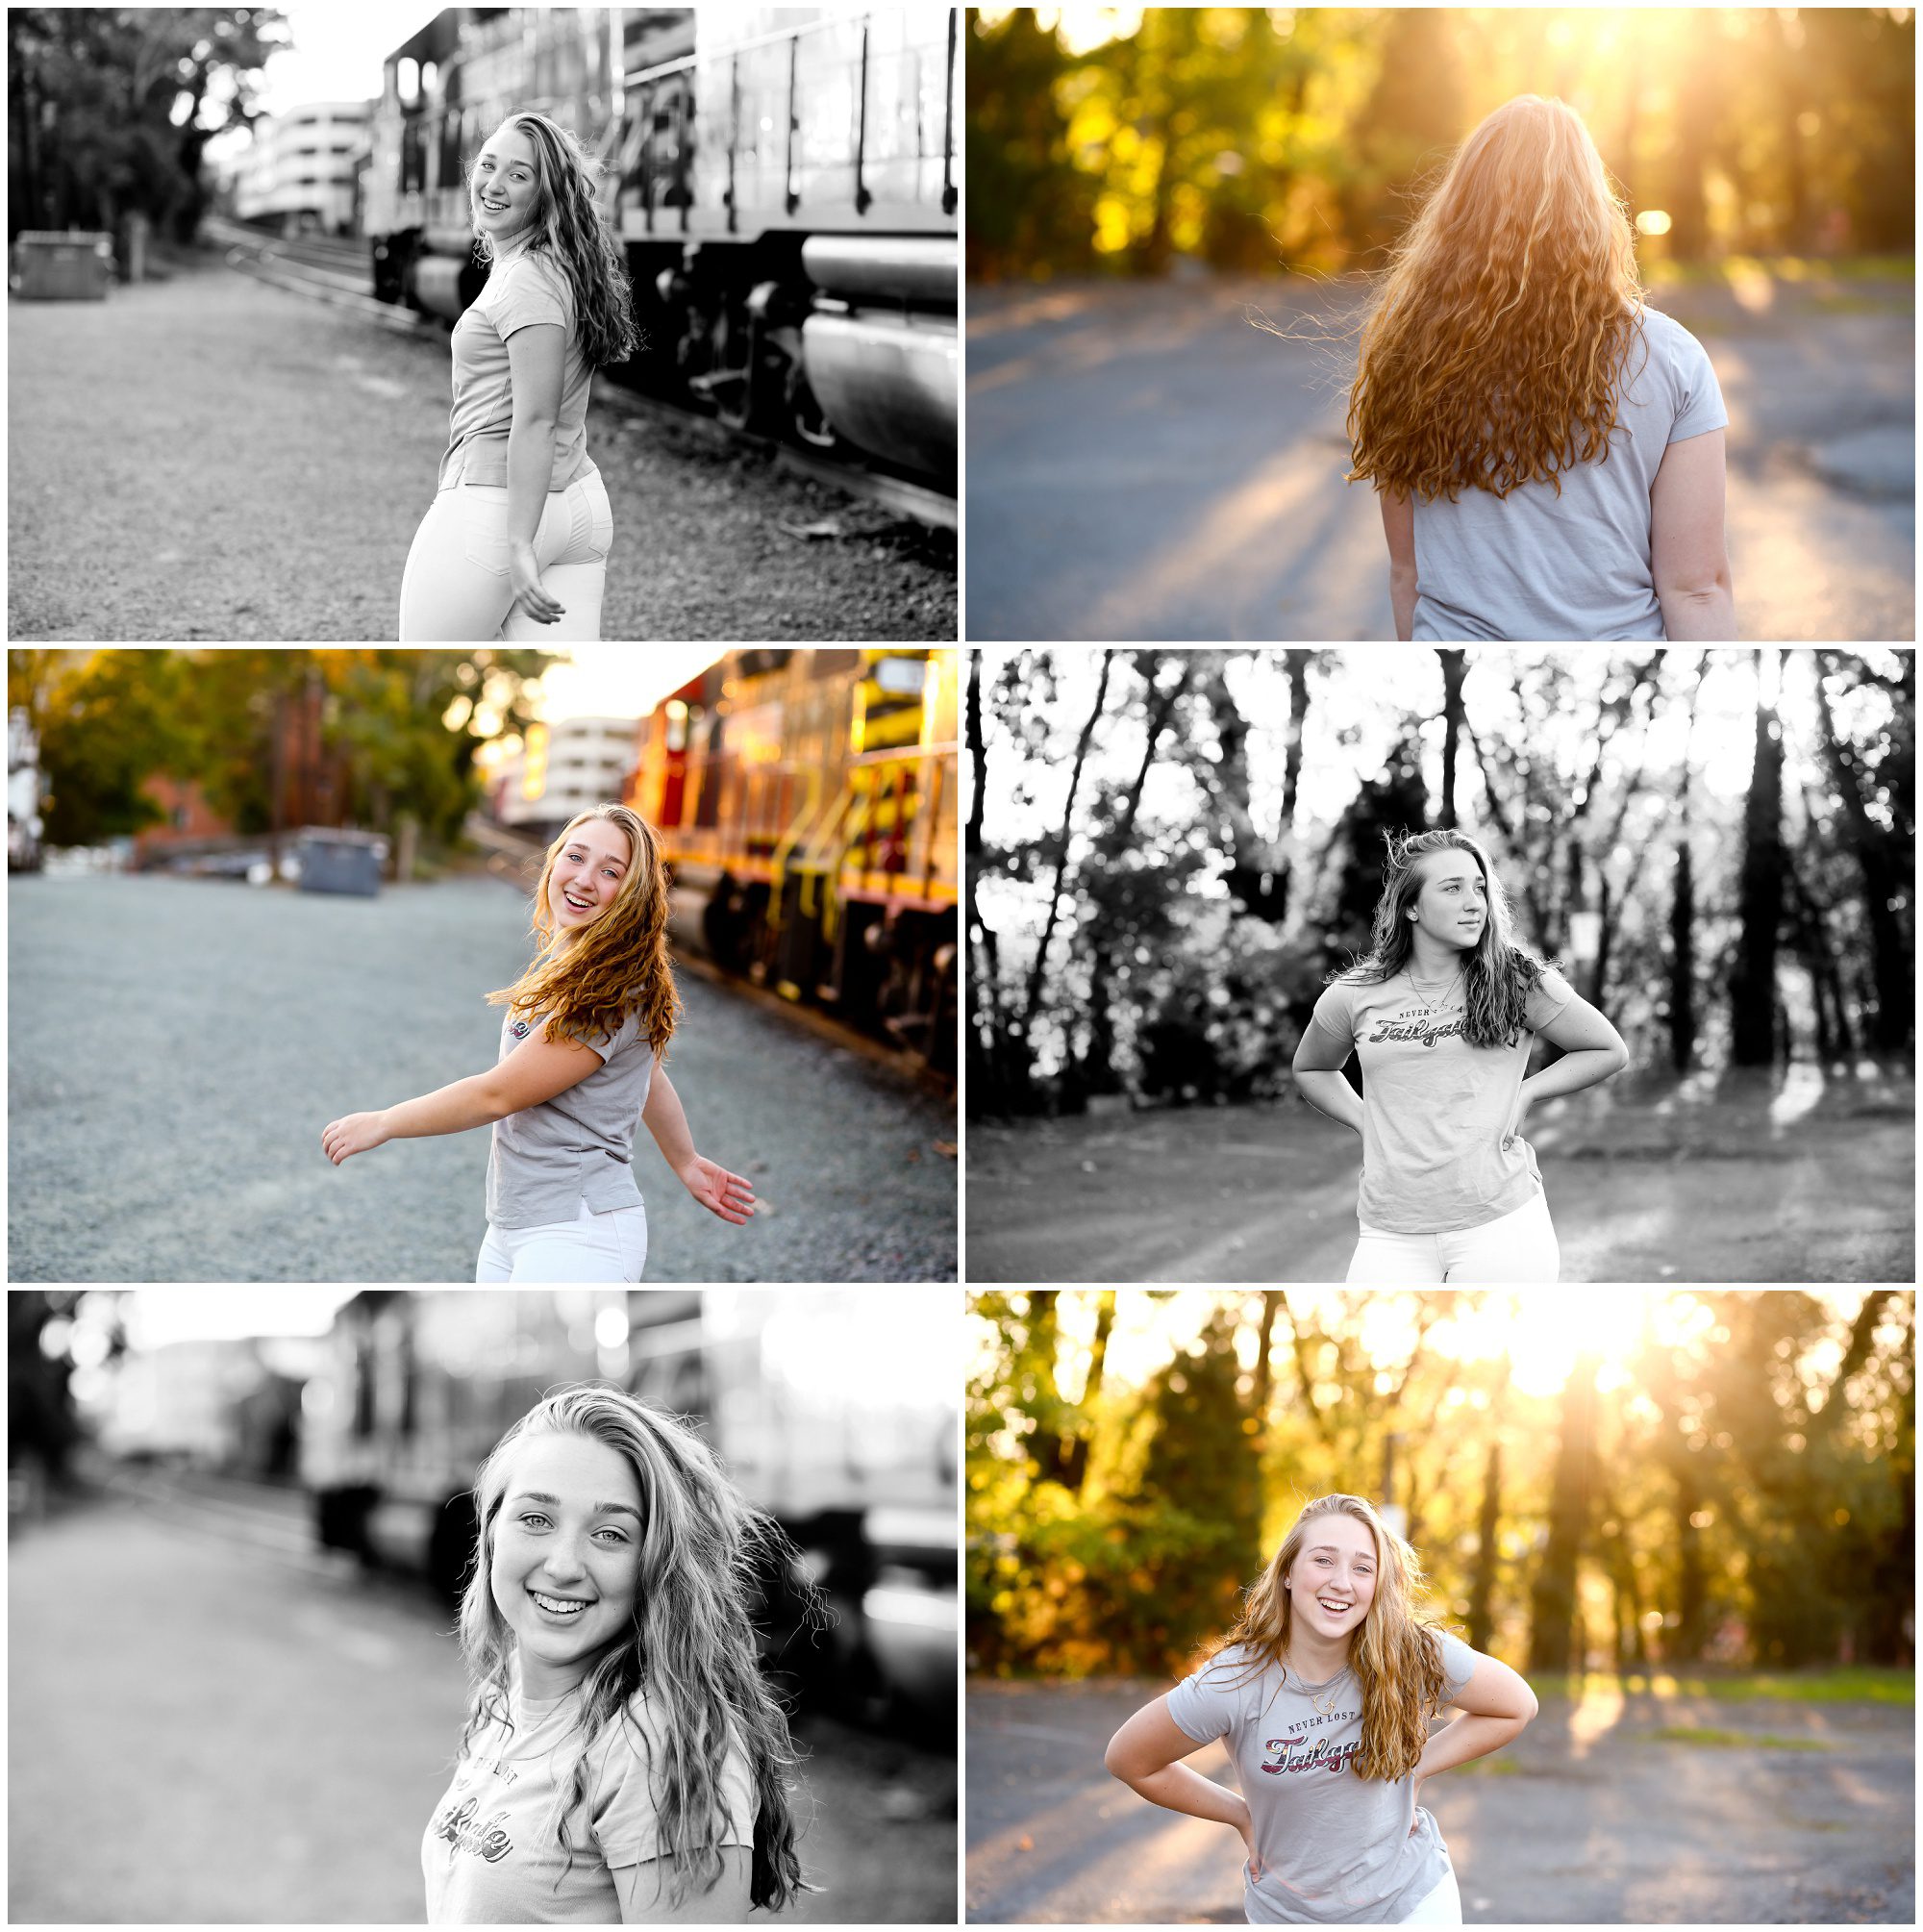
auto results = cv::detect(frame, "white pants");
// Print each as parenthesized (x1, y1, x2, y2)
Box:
(398, 469, 612, 640)
(1346, 1189, 1560, 1284)
(1398, 1867, 1463, 1924)
(475, 1197, 647, 1282)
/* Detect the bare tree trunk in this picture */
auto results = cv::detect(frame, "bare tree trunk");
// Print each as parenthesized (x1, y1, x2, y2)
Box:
(1668, 746, 1697, 1073)
(1463, 1428, 1504, 1654)
(1017, 653, 1113, 1058)
(1436, 650, 1466, 827)
(1527, 1349, 1599, 1672)
(1730, 651, 1785, 1066)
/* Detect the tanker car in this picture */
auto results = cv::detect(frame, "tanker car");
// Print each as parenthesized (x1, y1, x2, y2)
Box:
(366, 7, 957, 484)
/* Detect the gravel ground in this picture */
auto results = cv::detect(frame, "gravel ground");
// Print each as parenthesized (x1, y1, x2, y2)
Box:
(967, 1678, 1914, 1923)
(8, 873, 957, 1281)
(9, 248, 955, 641)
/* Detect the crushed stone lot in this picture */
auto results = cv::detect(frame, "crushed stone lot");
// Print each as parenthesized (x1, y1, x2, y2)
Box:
(9, 873, 958, 1282)
(9, 250, 955, 642)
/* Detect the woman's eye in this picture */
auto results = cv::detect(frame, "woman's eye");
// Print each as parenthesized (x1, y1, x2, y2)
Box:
(519, 1514, 550, 1529)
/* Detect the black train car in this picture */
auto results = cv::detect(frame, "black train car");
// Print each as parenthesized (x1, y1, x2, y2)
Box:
(366, 8, 956, 482)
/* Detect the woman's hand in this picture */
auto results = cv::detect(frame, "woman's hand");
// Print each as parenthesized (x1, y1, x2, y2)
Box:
(1237, 1812, 1265, 1882)
(1502, 1081, 1535, 1149)
(321, 1111, 391, 1166)
(676, 1155, 757, 1225)
(508, 541, 565, 627)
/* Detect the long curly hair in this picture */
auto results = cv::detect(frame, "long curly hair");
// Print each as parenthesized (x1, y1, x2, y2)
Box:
(487, 803, 680, 1056)
(471, 111, 639, 368)
(1203, 1494, 1452, 1783)
(1334, 827, 1557, 1049)
(457, 1384, 813, 1910)
(1347, 94, 1646, 503)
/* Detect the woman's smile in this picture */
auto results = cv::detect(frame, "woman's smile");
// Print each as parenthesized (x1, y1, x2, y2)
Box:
(549, 822, 632, 932)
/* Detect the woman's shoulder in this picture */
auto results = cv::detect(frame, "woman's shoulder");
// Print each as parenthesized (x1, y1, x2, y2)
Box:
(1632, 305, 1719, 386)
(1189, 1639, 1274, 1685)
(488, 247, 575, 315)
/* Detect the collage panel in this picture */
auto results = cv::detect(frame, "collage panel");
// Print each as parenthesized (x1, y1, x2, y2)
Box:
(11, 1287, 960, 1923)
(964, 1287, 1915, 1925)
(962, 646, 1915, 1288)
(964, 7, 1912, 644)
(8, 647, 958, 1288)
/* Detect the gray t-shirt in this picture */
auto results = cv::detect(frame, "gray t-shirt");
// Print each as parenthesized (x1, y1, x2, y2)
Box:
(1302, 966, 1574, 1235)
(1167, 1630, 1477, 1925)
(1410, 306, 1728, 640)
(485, 1008, 655, 1231)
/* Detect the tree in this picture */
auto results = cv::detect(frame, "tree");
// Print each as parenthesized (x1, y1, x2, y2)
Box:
(1527, 1349, 1598, 1672)
(1729, 652, 1786, 1066)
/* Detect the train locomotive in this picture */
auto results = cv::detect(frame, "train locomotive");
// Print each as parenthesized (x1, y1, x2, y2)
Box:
(366, 7, 957, 485)
(630, 648, 958, 1074)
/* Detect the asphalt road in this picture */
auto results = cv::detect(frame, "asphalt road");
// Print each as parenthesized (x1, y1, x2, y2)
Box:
(7, 873, 957, 1282)
(8, 249, 954, 641)
(966, 273, 1914, 641)
(964, 1075, 1914, 1284)
(966, 1678, 1914, 1924)
(8, 1494, 957, 1923)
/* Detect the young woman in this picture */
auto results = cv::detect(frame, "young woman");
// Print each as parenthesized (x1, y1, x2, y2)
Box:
(423, 1383, 810, 1923)
(398, 111, 637, 642)
(320, 803, 754, 1282)
(1292, 828, 1628, 1284)
(1105, 1493, 1536, 1926)
(1347, 94, 1735, 642)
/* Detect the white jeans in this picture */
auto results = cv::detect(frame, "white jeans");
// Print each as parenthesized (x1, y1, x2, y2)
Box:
(1398, 1867, 1463, 1924)
(398, 468, 612, 640)
(1346, 1189, 1560, 1284)
(475, 1197, 647, 1283)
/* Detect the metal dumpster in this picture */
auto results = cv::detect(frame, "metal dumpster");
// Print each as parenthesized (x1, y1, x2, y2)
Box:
(12, 231, 114, 300)
(296, 829, 386, 897)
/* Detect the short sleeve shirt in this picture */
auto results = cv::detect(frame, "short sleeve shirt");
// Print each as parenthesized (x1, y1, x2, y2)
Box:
(438, 247, 596, 494)
(1167, 1632, 1478, 1925)
(422, 1680, 757, 1924)
(1410, 307, 1728, 640)
(1304, 966, 1574, 1234)
(486, 1007, 655, 1230)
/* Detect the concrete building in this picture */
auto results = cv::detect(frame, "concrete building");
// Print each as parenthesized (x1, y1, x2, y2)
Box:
(234, 100, 374, 236)
(492, 715, 643, 835)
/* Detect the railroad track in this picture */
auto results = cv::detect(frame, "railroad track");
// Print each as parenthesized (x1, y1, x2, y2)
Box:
(204, 216, 957, 530)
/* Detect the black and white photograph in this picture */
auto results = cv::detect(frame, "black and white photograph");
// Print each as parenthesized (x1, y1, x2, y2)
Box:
(11, 1287, 960, 1924)
(965, 646, 1915, 1284)
(9, 7, 958, 643)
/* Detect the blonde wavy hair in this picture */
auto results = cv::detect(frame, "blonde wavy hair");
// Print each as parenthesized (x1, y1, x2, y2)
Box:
(458, 1384, 813, 1910)
(1347, 94, 1646, 503)
(1204, 1494, 1451, 1782)
(1334, 828, 1558, 1050)
(488, 803, 681, 1055)
(470, 111, 638, 368)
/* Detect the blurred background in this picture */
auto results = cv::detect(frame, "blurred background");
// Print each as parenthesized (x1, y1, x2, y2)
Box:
(965, 646, 1913, 1283)
(965, 6, 1915, 640)
(965, 1287, 1914, 1924)
(9, 645, 959, 1281)
(10, 1285, 958, 1924)
(8, 6, 957, 641)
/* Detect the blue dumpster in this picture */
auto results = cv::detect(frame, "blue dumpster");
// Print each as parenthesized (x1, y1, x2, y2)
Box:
(297, 830, 386, 897)
(12, 231, 114, 300)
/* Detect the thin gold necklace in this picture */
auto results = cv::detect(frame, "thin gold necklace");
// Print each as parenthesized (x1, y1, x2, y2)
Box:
(1408, 961, 1463, 1007)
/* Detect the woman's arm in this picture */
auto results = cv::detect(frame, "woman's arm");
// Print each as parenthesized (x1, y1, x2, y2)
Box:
(1412, 1648, 1537, 1806)
(320, 1029, 601, 1165)
(1506, 988, 1628, 1142)
(1380, 489, 1417, 642)
(1104, 1698, 1261, 1874)
(641, 1066, 757, 1224)
(504, 320, 567, 627)
(1292, 1019, 1364, 1134)
(612, 1846, 754, 1924)
(1650, 429, 1736, 640)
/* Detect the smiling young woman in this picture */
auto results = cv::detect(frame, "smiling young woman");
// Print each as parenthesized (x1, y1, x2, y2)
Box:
(422, 1385, 810, 1924)
(397, 111, 637, 642)
(1104, 1494, 1536, 1925)
(320, 802, 753, 1282)
(1291, 828, 1628, 1284)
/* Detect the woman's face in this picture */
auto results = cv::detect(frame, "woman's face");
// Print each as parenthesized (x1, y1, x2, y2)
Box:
(1408, 849, 1488, 957)
(490, 1430, 644, 1700)
(548, 818, 634, 939)
(472, 124, 540, 245)
(1286, 1511, 1380, 1645)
